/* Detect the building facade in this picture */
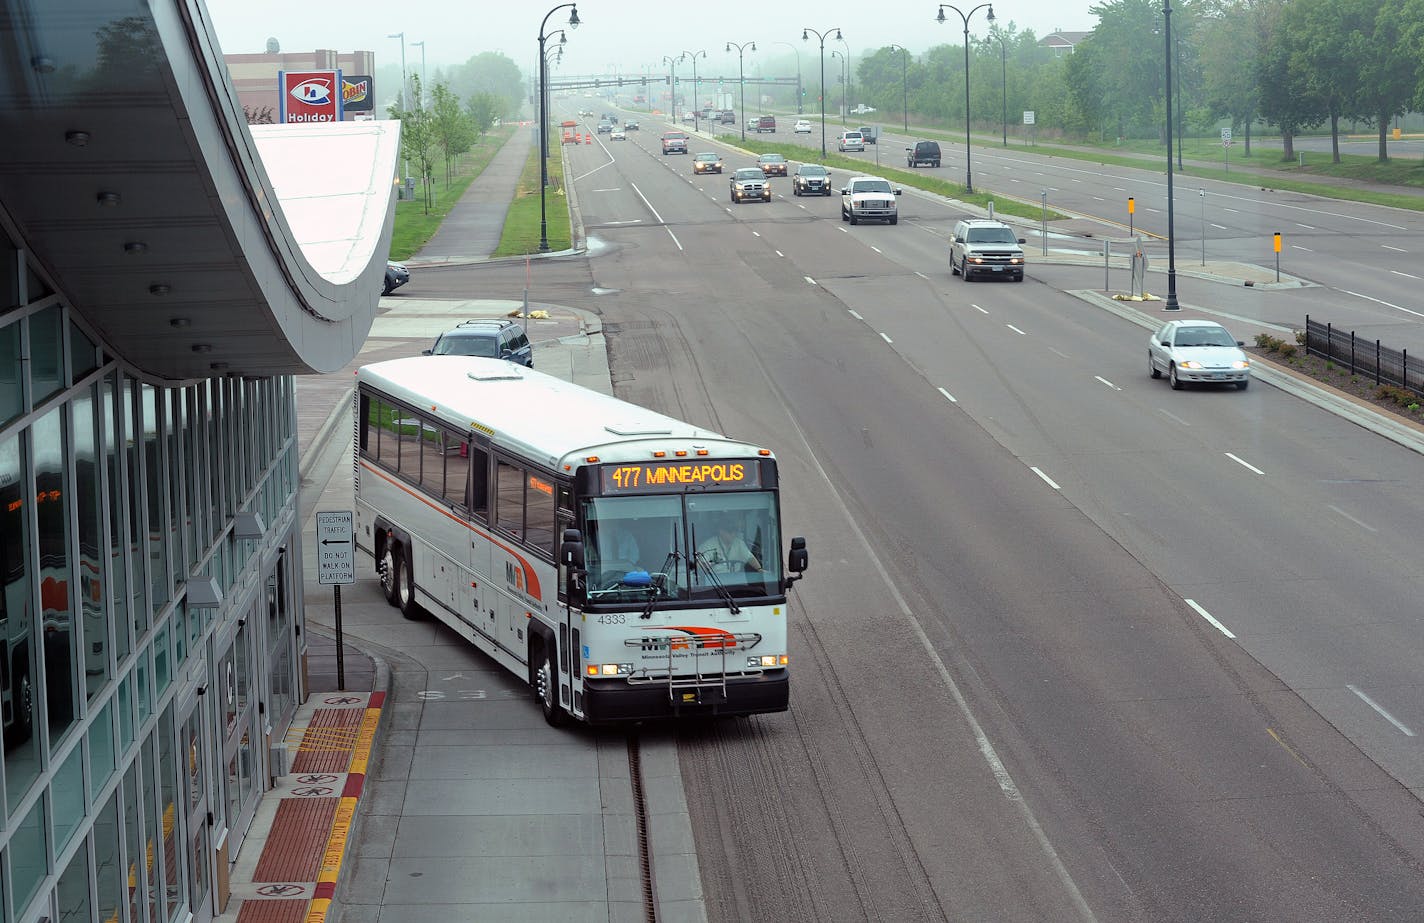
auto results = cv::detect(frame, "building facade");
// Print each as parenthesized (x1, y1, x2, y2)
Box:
(1, 246, 303, 922)
(225, 50, 377, 123)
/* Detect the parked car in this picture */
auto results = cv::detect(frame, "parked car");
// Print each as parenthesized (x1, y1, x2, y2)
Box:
(906, 140, 941, 168)
(383, 261, 409, 295)
(757, 153, 788, 176)
(692, 152, 724, 174)
(794, 119, 813, 133)
(422, 319, 534, 367)
(730, 167, 771, 203)
(1148, 320, 1250, 390)
(949, 218, 1026, 282)
(837, 131, 865, 152)
(792, 163, 832, 196)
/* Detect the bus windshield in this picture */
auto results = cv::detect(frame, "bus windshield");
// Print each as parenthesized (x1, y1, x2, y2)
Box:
(581, 491, 782, 603)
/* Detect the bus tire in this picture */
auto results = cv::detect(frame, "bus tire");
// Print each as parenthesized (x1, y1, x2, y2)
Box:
(378, 538, 399, 606)
(533, 642, 568, 727)
(6, 653, 33, 745)
(395, 553, 422, 621)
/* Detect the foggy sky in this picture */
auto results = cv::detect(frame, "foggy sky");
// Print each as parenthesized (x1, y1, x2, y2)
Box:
(206, 0, 1093, 79)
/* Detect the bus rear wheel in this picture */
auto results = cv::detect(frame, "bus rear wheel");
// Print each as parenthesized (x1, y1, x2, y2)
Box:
(534, 644, 568, 727)
(395, 555, 421, 620)
(379, 540, 399, 605)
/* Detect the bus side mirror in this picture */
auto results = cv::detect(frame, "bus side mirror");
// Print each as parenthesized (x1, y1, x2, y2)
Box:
(784, 536, 807, 589)
(560, 528, 585, 570)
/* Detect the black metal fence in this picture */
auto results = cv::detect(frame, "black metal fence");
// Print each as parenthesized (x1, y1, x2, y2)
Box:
(1304, 316, 1424, 399)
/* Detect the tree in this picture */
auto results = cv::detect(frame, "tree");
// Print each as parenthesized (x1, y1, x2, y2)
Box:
(429, 82, 474, 186)
(389, 75, 439, 213)
(466, 92, 502, 138)
(1254, 0, 1325, 160)
(1349, 0, 1414, 162)
(446, 52, 524, 119)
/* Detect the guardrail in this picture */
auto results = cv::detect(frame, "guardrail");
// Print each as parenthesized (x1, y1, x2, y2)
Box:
(1305, 315, 1423, 398)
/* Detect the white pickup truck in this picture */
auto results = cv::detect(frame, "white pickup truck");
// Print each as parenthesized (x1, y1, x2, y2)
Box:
(839, 176, 902, 226)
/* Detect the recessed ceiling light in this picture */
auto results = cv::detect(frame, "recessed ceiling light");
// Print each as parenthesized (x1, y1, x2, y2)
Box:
(169, 317, 191, 328)
(96, 192, 121, 207)
(123, 242, 147, 255)
(149, 283, 170, 295)
(65, 130, 90, 147)
(210, 361, 230, 371)
(191, 344, 213, 353)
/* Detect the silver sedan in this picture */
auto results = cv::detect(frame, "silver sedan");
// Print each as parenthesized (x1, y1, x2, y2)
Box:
(1148, 319, 1251, 390)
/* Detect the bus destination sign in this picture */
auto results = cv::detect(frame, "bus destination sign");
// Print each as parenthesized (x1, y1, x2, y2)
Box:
(601, 460, 761, 494)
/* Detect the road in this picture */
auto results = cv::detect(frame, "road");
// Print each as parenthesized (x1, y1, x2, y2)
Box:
(539, 104, 1424, 920)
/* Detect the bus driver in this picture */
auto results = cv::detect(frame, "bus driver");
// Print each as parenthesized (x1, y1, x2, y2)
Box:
(697, 517, 762, 573)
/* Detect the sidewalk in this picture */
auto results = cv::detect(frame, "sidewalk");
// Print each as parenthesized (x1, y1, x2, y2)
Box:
(409, 126, 532, 264)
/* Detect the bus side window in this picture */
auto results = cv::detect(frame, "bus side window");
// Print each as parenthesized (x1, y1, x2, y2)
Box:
(358, 393, 371, 452)
(442, 431, 469, 511)
(494, 459, 524, 540)
(366, 397, 386, 466)
(419, 420, 443, 496)
(525, 471, 556, 554)
(468, 445, 490, 521)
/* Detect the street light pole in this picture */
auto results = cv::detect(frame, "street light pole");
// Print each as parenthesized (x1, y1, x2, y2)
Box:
(995, 33, 1007, 145)
(726, 40, 755, 142)
(680, 50, 707, 132)
(803, 26, 842, 159)
(773, 41, 803, 115)
(890, 44, 910, 134)
(538, 3, 580, 253)
(1175, 35, 1184, 170)
(831, 50, 845, 126)
(662, 54, 680, 124)
(936, 2, 995, 194)
(1162, 0, 1180, 309)
(411, 40, 426, 109)
(386, 32, 408, 112)
(838, 36, 852, 122)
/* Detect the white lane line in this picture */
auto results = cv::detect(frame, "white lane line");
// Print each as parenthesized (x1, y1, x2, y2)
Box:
(915, 271, 930, 280)
(591, 187, 621, 192)
(666, 229, 683, 251)
(880, 332, 894, 344)
(1347, 685, 1416, 736)
(804, 276, 817, 285)
(1296, 223, 1316, 230)
(798, 203, 807, 209)
(775, 250, 784, 257)
(1094, 376, 1121, 391)
(973, 304, 989, 315)
(1146, 207, 1160, 213)
(752, 231, 761, 237)
(1093, 196, 1104, 201)
(1382, 244, 1408, 252)
(1157, 408, 1191, 426)
(839, 226, 849, 233)
(1327, 504, 1377, 533)
(871, 246, 882, 254)
(1293, 246, 1313, 252)
(1185, 599, 1236, 639)
(1225, 452, 1264, 475)
(1029, 466, 1061, 490)
(848, 309, 864, 320)
(1222, 207, 1239, 213)
(1113, 186, 1125, 191)
(1006, 324, 1027, 336)
(938, 387, 958, 403)
(1343, 289, 1424, 319)
(600, 219, 643, 226)
(1211, 223, 1229, 230)
(1047, 347, 1071, 359)
(1389, 270, 1420, 279)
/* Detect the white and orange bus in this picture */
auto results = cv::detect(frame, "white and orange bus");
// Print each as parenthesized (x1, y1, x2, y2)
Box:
(353, 356, 807, 725)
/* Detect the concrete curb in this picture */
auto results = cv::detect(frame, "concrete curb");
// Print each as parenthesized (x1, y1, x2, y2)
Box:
(298, 384, 355, 484)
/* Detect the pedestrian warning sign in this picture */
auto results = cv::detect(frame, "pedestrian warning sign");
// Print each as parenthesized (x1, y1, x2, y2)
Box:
(316, 511, 355, 585)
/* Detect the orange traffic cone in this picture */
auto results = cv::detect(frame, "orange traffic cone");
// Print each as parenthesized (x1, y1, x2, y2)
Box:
(574, 132, 582, 143)
(585, 134, 591, 145)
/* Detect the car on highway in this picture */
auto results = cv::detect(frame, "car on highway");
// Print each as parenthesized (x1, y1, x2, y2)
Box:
(950, 218, 1026, 282)
(422, 319, 534, 367)
(682, 111, 696, 123)
(719, 109, 736, 123)
(757, 153, 788, 176)
(792, 163, 832, 196)
(755, 115, 777, 133)
(729, 167, 771, 204)
(661, 132, 689, 154)
(851, 104, 876, 115)
(624, 120, 639, 131)
(906, 140, 941, 168)
(609, 127, 626, 141)
(837, 131, 865, 152)
(839, 176, 900, 225)
(383, 260, 409, 295)
(692, 152, 724, 174)
(596, 120, 613, 134)
(794, 119, 812, 133)
(1148, 320, 1251, 390)
(857, 126, 879, 145)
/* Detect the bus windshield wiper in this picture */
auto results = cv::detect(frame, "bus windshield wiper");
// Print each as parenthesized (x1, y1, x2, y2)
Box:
(692, 549, 741, 615)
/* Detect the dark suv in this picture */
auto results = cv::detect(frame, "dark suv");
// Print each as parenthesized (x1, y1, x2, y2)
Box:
(906, 140, 941, 168)
(423, 319, 534, 366)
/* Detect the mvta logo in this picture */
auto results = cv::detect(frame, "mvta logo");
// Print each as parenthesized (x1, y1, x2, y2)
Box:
(505, 562, 525, 593)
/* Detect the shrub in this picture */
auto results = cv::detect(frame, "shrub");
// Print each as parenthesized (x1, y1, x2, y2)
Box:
(1279, 344, 1297, 359)
(1254, 333, 1274, 348)
(1295, 330, 1307, 346)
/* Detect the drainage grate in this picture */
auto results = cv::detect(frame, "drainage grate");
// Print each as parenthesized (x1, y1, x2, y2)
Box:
(627, 732, 660, 923)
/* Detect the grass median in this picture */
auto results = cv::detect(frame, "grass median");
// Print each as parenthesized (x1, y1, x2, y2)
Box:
(492, 141, 571, 257)
(390, 124, 516, 260)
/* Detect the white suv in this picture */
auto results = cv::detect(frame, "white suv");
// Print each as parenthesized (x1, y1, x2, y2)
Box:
(950, 218, 1026, 282)
(837, 131, 865, 152)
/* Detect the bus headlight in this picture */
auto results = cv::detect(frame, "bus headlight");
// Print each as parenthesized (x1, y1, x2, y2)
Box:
(588, 663, 633, 676)
(748, 655, 789, 668)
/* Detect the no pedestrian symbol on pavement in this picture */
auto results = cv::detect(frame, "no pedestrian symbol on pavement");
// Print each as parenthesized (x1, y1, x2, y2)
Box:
(316, 511, 355, 586)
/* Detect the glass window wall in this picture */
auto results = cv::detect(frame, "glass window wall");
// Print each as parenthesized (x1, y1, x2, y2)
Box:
(0, 318, 21, 424)
(9, 795, 48, 917)
(1, 430, 41, 807)
(94, 791, 123, 923)
(75, 384, 111, 704)
(35, 406, 80, 744)
(88, 696, 115, 804)
(30, 303, 64, 402)
(53, 738, 86, 849)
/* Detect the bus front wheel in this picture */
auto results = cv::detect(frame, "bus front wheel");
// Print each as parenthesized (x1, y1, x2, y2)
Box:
(534, 644, 568, 727)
